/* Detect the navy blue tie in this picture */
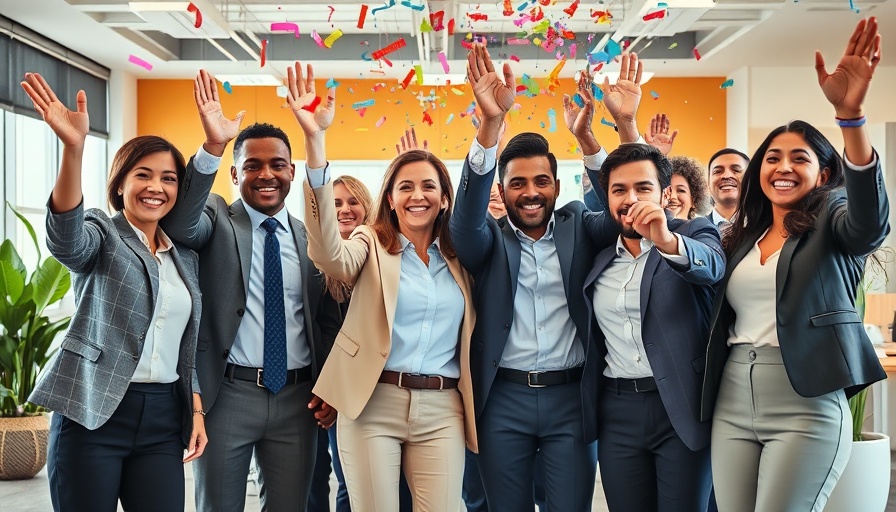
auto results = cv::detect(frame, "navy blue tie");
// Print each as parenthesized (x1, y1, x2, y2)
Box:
(261, 218, 287, 394)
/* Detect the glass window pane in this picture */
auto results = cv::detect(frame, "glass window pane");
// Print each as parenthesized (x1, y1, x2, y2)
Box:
(15, 115, 57, 208)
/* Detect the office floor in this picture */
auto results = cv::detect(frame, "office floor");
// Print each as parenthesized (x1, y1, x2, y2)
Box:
(2, 457, 894, 511)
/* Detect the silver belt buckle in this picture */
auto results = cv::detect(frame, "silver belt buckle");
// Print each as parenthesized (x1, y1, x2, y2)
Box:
(527, 371, 547, 388)
(397, 372, 408, 389)
(256, 369, 265, 388)
(433, 375, 444, 390)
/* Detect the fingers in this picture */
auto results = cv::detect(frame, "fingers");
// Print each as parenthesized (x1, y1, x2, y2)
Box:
(844, 18, 865, 57)
(502, 62, 515, 88)
(466, 50, 480, 83)
(562, 94, 572, 113)
(75, 90, 88, 114)
(396, 143, 401, 155)
(410, 126, 418, 147)
(649, 115, 659, 136)
(202, 70, 219, 103)
(668, 129, 679, 144)
(660, 114, 669, 133)
(34, 73, 59, 104)
(619, 53, 630, 82)
(295, 61, 306, 96)
(852, 18, 873, 58)
(475, 45, 489, 80)
(195, 72, 209, 104)
(306, 63, 316, 95)
(869, 34, 882, 73)
(307, 395, 322, 409)
(20, 80, 48, 116)
(423, 140, 429, 151)
(25, 73, 53, 106)
(633, 55, 643, 85)
(480, 44, 496, 73)
(814, 51, 828, 86)
(193, 77, 203, 108)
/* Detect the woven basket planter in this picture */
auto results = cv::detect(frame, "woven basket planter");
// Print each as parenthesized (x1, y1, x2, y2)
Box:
(0, 414, 50, 480)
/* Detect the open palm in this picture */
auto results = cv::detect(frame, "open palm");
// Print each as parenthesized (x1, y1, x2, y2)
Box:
(467, 45, 515, 121)
(603, 79, 641, 122)
(194, 69, 244, 148)
(21, 73, 89, 147)
(287, 62, 335, 135)
(815, 17, 880, 118)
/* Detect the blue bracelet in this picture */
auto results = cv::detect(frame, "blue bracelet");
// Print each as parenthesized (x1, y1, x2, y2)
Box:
(836, 116, 866, 128)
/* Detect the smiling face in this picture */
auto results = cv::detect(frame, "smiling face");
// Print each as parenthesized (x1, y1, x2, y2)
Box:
(759, 132, 829, 212)
(120, 151, 179, 236)
(387, 160, 449, 237)
(231, 137, 295, 216)
(708, 153, 747, 209)
(500, 156, 559, 240)
(333, 182, 366, 239)
(607, 160, 665, 239)
(666, 174, 693, 220)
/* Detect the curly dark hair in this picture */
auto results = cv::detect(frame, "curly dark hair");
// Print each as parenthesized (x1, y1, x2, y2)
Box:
(669, 156, 711, 218)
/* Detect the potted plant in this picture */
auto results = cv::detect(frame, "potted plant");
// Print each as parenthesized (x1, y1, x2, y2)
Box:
(825, 255, 892, 511)
(0, 204, 71, 480)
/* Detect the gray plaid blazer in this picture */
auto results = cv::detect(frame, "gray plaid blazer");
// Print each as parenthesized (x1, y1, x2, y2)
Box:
(29, 205, 202, 445)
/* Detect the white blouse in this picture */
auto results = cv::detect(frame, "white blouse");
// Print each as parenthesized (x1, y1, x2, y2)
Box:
(726, 236, 781, 348)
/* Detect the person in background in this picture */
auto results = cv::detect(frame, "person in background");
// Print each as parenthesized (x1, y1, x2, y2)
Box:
(706, 148, 749, 227)
(294, 61, 477, 511)
(23, 72, 206, 511)
(666, 156, 711, 220)
(162, 70, 336, 512)
(702, 17, 888, 512)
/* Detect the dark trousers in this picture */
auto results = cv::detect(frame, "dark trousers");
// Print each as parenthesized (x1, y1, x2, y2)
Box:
(477, 378, 597, 512)
(307, 424, 413, 512)
(47, 382, 185, 512)
(598, 386, 711, 512)
(462, 448, 488, 512)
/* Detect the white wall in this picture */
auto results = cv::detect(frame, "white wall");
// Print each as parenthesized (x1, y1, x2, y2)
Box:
(107, 69, 137, 167)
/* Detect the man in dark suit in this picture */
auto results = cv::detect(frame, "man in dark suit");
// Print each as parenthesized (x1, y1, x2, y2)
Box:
(584, 143, 725, 512)
(162, 71, 335, 512)
(449, 44, 643, 511)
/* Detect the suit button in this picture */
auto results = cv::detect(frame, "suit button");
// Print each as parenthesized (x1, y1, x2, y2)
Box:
(237, 308, 245, 317)
(504, 324, 510, 331)
(749, 350, 757, 361)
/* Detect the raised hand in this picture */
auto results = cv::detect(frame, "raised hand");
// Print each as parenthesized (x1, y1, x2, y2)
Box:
(624, 201, 677, 254)
(21, 73, 89, 147)
(602, 52, 643, 124)
(644, 114, 678, 156)
(396, 127, 429, 155)
(287, 62, 336, 136)
(466, 44, 516, 122)
(563, 70, 595, 139)
(194, 70, 245, 156)
(815, 17, 881, 119)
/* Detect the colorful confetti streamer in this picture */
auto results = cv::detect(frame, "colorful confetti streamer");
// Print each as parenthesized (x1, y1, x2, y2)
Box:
(186, 2, 202, 28)
(324, 29, 343, 48)
(271, 22, 300, 37)
(352, 99, 375, 109)
(128, 54, 153, 71)
(547, 108, 557, 133)
(371, 38, 407, 60)
(720, 78, 734, 89)
(438, 51, 450, 73)
(375, 116, 386, 127)
(222, 81, 232, 94)
(357, 4, 369, 28)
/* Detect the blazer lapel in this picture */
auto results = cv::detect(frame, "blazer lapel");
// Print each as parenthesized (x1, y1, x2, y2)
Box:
(639, 250, 662, 320)
(229, 200, 254, 294)
(584, 245, 618, 291)
(553, 211, 574, 294)
(501, 222, 522, 301)
(112, 214, 159, 301)
(775, 232, 803, 303)
(380, 247, 402, 335)
(710, 230, 760, 322)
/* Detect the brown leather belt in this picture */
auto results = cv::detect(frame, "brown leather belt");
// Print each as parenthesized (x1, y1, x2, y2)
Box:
(378, 370, 458, 390)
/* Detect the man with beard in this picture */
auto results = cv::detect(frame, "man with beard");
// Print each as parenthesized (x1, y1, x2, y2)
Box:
(584, 143, 724, 512)
(449, 44, 640, 511)
(707, 148, 749, 227)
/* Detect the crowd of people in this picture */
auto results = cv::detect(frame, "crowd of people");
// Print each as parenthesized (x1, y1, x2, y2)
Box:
(21, 15, 887, 512)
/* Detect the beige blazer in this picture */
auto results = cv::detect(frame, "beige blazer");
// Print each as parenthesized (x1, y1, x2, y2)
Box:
(304, 181, 478, 451)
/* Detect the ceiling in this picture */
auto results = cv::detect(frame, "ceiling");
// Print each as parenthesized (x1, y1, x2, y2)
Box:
(0, 0, 894, 83)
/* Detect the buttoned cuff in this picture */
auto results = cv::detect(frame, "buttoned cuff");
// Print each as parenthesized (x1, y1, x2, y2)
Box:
(468, 138, 499, 176)
(657, 233, 688, 264)
(193, 146, 222, 175)
(306, 164, 330, 189)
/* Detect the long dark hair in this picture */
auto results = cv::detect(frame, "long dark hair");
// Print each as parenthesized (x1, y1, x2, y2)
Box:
(370, 150, 456, 258)
(724, 120, 844, 256)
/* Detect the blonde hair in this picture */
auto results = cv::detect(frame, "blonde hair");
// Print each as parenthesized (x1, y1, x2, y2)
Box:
(325, 175, 372, 303)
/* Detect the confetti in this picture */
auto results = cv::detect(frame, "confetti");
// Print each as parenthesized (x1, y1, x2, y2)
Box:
(438, 51, 450, 73)
(222, 81, 232, 94)
(422, 111, 433, 126)
(448, 18, 455, 35)
(600, 117, 616, 128)
(509, 55, 520, 62)
(187, 2, 202, 28)
(414, 64, 424, 85)
(503, 0, 513, 16)
(311, 30, 326, 48)
(375, 116, 386, 127)
(547, 108, 557, 133)
(451, 87, 465, 96)
(650, 90, 659, 99)
(400, 68, 415, 89)
(357, 4, 369, 28)
(848, 0, 859, 12)
(128, 54, 153, 71)
(356, 107, 367, 117)
(370, 0, 396, 16)
(301, 96, 321, 112)
(325, 78, 341, 88)
(642, 9, 666, 21)
(570, 43, 577, 59)
(563, 0, 580, 16)
(668, 42, 678, 50)
(327, 6, 335, 23)
(720, 78, 734, 89)
(271, 22, 300, 37)
(420, 19, 433, 32)
(361, 52, 372, 61)
(446, 113, 454, 125)
(371, 38, 406, 60)
(467, 12, 488, 21)
(260, 39, 268, 66)
(693, 48, 702, 60)
(324, 29, 343, 47)
(401, 0, 426, 10)
(430, 11, 445, 31)
(572, 93, 585, 108)
(352, 99, 375, 109)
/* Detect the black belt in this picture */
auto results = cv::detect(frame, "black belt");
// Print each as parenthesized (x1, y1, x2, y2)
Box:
(602, 376, 658, 393)
(225, 363, 311, 388)
(496, 366, 584, 387)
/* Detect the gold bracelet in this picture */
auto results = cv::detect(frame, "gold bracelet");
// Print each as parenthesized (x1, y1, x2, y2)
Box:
(193, 409, 206, 416)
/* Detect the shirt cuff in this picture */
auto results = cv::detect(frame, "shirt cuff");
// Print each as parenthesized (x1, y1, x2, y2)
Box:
(306, 164, 330, 189)
(583, 147, 609, 170)
(468, 138, 499, 176)
(842, 151, 877, 171)
(657, 233, 689, 265)
(193, 145, 222, 175)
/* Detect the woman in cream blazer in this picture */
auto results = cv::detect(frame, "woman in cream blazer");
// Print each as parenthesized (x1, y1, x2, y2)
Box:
(287, 61, 476, 512)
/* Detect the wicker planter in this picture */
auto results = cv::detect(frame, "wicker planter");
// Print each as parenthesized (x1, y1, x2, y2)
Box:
(0, 414, 50, 480)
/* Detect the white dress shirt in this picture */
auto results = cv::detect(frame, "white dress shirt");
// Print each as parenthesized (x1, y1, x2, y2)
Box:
(129, 224, 192, 383)
(726, 239, 780, 348)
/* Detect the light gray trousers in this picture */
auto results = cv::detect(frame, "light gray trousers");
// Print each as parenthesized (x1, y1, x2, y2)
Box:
(711, 345, 851, 512)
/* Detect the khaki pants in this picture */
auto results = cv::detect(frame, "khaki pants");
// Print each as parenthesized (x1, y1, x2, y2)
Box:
(337, 382, 466, 512)
(711, 345, 851, 512)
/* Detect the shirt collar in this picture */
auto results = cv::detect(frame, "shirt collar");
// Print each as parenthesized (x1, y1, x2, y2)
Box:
(615, 235, 653, 258)
(398, 233, 441, 253)
(710, 208, 732, 226)
(507, 212, 556, 244)
(244, 203, 292, 235)
(126, 220, 172, 254)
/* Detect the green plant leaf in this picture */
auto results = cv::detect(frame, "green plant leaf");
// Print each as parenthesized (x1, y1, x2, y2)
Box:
(6, 202, 41, 263)
(0, 240, 26, 276)
(0, 260, 26, 304)
(31, 257, 71, 316)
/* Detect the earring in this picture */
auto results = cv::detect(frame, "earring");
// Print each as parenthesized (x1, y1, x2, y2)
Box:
(117, 189, 123, 195)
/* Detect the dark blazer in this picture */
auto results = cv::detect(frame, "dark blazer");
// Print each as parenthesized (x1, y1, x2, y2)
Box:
(161, 160, 330, 411)
(449, 158, 618, 443)
(584, 215, 724, 451)
(31, 206, 202, 446)
(701, 159, 889, 422)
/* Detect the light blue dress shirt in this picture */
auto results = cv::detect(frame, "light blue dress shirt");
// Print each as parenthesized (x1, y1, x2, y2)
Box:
(305, 165, 464, 378)
(192, 146, 311, 370)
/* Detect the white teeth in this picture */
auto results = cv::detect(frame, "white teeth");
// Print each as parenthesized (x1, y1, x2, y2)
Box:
(408, 206, 427, 212)
(259, 187, 277, 192)
(141, 198, 163, 205)
(522, 204, 541, 210)
(773, 180, 796, 188)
